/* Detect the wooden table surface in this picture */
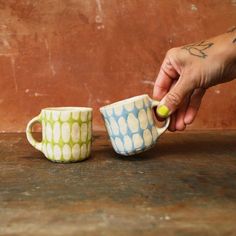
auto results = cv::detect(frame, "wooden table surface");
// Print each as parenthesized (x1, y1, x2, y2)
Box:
(0, 131, 236, 236)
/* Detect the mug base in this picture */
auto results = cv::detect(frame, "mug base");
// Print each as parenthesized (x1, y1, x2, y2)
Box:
(45, 156, 90, 163)
(115, 144, 155, 156)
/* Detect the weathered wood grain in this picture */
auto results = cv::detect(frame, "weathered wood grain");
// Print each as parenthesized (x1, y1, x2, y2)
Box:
(0, 131, 236, 235)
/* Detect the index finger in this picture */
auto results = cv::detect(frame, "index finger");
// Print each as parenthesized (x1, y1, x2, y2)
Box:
(153, 56, 179, 100)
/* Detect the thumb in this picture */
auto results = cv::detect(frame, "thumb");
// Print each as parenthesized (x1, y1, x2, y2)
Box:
(156, 76, 195, 118)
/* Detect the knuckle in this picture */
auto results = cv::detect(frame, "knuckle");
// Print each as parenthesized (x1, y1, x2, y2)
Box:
(182, 70, 198, 88)
(166, 47, 178, 57)
(165, 92, 182, 107)
(190, 76, 200, 89)
(186, 74, 196, 87)
(166, 47, 182, 67)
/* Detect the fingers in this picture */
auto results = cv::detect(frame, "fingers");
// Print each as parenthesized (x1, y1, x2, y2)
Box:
(167, 88, 205, 131)
(153, 55, 179, 101)
(184, 88, 206, 124)
(175, 92, 192, 131)
(156, 74, 195, 118)
(168, 113, 177, 132)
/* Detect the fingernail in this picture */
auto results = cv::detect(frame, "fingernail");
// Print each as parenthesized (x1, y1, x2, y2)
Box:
(156, 105, 170, 118)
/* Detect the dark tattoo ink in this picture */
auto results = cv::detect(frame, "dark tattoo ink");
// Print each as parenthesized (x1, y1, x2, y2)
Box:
(227, 26, 236, 33)
(181, 41, 214, 58)
(233, 38, 236, 43)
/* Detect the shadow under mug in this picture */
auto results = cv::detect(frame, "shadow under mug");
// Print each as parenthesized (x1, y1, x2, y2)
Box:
(26, 107, 92, 163)
(100, 94, 170, 156)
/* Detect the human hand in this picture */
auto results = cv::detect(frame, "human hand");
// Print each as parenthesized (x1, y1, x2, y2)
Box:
(153, 31, 236, 131)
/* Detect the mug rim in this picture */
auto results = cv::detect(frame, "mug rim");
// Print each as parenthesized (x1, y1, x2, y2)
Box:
(100, 94, 149, 112)
(42, 107, 92, 112)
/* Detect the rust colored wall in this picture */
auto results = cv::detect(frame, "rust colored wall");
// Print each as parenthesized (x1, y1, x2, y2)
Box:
(0, 0, 235, 132)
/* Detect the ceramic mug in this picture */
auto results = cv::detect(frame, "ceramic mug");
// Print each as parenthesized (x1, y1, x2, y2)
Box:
(26, 107, 92, 163)
(100, 94, 170, 156)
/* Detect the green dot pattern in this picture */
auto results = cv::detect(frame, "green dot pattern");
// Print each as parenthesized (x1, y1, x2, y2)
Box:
(39, 109, 92, 163)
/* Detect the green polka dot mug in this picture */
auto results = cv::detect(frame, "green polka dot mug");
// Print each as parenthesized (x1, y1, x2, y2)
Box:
(100, 94, 170, 156)
(26, 107, 92, 163)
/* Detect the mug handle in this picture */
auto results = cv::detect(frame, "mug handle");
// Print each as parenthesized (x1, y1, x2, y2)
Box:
(151, 99, 170, 136)
(26, 115, 42, 151)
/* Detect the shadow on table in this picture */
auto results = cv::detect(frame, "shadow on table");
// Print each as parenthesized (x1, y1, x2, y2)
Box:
(95, 133, 236, 161)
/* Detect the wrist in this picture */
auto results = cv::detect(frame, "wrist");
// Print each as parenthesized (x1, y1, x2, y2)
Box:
(225, 30, 236, 58)
(224, 31, 236, 79)
(213, 32, 236, 80)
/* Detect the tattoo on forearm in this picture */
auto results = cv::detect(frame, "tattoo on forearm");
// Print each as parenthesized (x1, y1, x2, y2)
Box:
(181, 41, 214, 58)
(227, 26, 236, 33)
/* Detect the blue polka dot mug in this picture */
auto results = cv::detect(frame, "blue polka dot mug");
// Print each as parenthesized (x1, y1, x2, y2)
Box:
(100, 94, 170, 156)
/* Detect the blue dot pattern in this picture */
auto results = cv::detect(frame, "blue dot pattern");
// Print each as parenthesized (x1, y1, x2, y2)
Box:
(101, 97, 159, 156)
